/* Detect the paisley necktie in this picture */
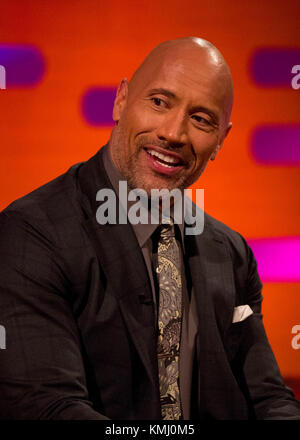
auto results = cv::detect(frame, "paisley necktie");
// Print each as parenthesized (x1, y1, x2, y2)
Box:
(156, 220, 182, 420)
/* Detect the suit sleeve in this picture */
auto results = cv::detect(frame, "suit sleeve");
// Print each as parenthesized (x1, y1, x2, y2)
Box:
(0, 210, 108, 420)
(236, 236, 300, 420)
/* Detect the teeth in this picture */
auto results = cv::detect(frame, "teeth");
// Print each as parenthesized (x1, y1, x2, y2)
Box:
(148, 149, 179, 164)
(159, 162, 173, 168)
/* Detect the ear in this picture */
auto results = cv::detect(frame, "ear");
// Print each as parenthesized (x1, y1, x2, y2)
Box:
(112, 78, 129, 123)
(210, 122, 232, 161)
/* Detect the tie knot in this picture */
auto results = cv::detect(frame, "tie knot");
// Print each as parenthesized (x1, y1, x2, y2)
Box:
(159, 220, 175, 238)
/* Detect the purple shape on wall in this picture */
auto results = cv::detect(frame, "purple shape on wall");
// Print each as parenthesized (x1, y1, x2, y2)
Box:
(81, 87, 117, 126)
(250, 125, 300, 165)
(248, 237, 300, 283)
(0, 44, 45, 87)
(250, 48, 300, 87)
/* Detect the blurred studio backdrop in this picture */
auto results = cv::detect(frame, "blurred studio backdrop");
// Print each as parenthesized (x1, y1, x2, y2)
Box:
(0, 1, 299, 398)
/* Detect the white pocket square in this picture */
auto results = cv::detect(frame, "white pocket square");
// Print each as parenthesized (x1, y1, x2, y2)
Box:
(232, 305, 253, 323)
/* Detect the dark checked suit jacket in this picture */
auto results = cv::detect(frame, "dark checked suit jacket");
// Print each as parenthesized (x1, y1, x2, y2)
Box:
(0, 146, 299, 420)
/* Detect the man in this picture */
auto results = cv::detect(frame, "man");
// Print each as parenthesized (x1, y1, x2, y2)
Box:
(0, 37, 299, 420)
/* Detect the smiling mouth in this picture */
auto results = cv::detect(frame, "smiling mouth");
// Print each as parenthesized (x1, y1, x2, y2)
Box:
(144, 147, 184, 169)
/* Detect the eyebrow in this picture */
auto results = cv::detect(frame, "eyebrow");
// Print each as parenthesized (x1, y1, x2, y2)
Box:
(148, 88, 176, 99)
(147, 88, 219, 124)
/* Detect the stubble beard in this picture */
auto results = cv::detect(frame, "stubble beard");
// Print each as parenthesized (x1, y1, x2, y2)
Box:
(110, 126, 144, 190)
(110, 124, 205, 195)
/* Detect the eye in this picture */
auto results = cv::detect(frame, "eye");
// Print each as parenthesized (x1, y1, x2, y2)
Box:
(191, 114, 210, 125)
(151, 97, 167, 108)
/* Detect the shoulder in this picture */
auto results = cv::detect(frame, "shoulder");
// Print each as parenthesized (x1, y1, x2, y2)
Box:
(203, 212, 259, 278)
(1, 146, 107, 231)
(204, 211, 249, 255)
(2, 162, 82, 218)
(0, 161, 85, 246)
(203, 212, 262, 298)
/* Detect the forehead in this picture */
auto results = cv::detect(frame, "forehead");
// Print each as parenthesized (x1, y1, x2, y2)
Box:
(132, 49, 228, 111)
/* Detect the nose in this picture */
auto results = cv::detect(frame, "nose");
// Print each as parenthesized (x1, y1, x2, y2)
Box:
(156, 109, 187, 145)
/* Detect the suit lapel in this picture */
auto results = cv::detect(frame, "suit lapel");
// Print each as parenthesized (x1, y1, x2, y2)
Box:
(185, 220, 235, 350)
(77, 147, 159, 390)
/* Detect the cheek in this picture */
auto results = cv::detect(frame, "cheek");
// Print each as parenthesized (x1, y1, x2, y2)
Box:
(192, 137, 218, 162)
(126, 105, 160, 136)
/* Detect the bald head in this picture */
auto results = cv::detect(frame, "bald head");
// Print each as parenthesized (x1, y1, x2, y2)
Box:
(110, 36, 234, 193)
(128, 37, 234, 125)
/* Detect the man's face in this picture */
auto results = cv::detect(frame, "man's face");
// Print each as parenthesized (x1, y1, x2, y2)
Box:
(110, 48, 232, 194)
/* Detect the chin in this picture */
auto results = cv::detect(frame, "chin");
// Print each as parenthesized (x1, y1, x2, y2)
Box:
(129, 167, 189, 193)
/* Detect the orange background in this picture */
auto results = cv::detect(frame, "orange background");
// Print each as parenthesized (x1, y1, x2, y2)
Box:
(0, 0, 299, 391)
